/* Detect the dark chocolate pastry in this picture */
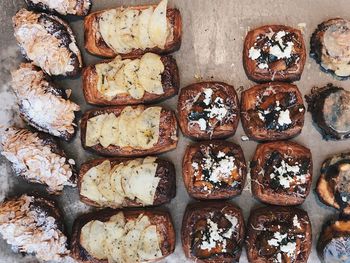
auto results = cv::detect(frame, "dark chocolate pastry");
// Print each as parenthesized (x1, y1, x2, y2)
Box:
(181, 202, 245, 263)
(251, 141, 312, 206)
(241, 82, 305, 141)
(182, 141, 247, 200)
(246, 206, 312, 263)
(243, 25, 306, 83)
(305, 83, 350, 140)
(310, 18, 350, 80)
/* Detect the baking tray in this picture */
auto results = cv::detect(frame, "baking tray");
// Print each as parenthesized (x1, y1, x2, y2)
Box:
(1, 0, 350, 262)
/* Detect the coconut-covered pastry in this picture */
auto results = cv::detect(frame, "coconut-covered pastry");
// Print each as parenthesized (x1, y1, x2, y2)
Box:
(311, 18, 350, 79)
(12, 9, 82, 76)
(306, 83, 350, 140)
(0, 127, 76, 194)
(25, 0, 91, 16)
(11, 63, 80, 141)
(243, 25, 306, 83)
(0, 194, 70, 262)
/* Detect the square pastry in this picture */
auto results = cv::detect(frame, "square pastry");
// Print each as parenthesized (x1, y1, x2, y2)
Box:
(241, 82, 305, 141)
(243, 25, 306, 82)
(251, 141, 312, 206)
(246, 206, 312, 263)
(181, 202, 245, 263)
(177, 82, 239, 140)
(182, 141, 247, 199)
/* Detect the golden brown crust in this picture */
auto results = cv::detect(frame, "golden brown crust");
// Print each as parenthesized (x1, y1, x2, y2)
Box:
(246, 206, 312, 263)
(78, 157, 176, 208)
(241, 82, 305, 141)
(181, 202, 245, 263)
(251, 141, 312, 206)
(84, 6, 182, 58)
(177, 81, 240, 140)
(80, 105, 178, 157)
(71, 209, 175, 263)
(82, 55, 180, 105)
(243, 25, 306, 83)
(182, 140, 247, 200)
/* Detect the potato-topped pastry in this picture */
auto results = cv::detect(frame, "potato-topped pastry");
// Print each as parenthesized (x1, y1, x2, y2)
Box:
(243, 25, 306, 82)
(84, 0, 182, 58)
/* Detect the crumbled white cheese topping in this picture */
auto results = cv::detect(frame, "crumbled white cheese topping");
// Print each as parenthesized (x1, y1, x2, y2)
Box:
(269, 159, 307, 188)
(293, 215, 301, 229)
(268, 231, 296, 261)
(249, 47, 261, 60)
(277, 109, 292, 126)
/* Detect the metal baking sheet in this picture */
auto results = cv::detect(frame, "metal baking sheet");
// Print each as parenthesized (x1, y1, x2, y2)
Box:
(1, 0, 350, 262)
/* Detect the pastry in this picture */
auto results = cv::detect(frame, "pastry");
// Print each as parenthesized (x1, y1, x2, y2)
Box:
(177, 81, 240, 140)
(182, 140, 247, 199)
(82, 53, 179, 105)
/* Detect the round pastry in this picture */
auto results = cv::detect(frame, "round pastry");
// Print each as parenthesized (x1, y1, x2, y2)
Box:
(181, 202, 245, 263)
(251, 141, 312, 206)
(317, 217, 350, 263)
(246, 206, 312, 263)
(243, 25, 306, 83)
(182, 140, 247, 200)
(316, 152, 350, 214)
(310, 18, 350, 79)
(305, 83, 350, 140)
(177, 82, 240, 140)
(241, 82, 305, 141)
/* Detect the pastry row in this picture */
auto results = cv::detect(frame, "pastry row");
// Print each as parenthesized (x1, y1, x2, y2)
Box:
(0, 194, 348, 263)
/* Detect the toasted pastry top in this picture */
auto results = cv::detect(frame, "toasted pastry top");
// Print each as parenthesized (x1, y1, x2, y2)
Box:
(13, 9, 82, 76)
(0, 127, 76, 193)
(0, 195, 69, 262)
(25, 0, 91, 16)
(11, 63, 79, 139)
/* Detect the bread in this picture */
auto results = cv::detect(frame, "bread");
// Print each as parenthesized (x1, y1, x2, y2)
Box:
(241, 82, 305, 141)
(0, 194, 70, 262)
(246, 206, 312, 263)
(12, 9, 82, 77)
(82, 54, 179, 105)
(181, 202, 245, 263)
(80, 105, 178, 157)
(177, 81, 240, 140)
(84, 0, 182, 58)
(0, 127, 76, 194)
(11, 63, 80, 141)
(24, 0, 92, 16)
(317, 217, 350, 262)
(182, 140, 247, 200)
(78, 156, 176, 208)
(305, 83, 350, 140)
(243, 25, 306, 82)
(251, 141, 312, 206)
(310, 18, 350, 80)
(316, 151, 350, 214)
(71, 209, 175, 262)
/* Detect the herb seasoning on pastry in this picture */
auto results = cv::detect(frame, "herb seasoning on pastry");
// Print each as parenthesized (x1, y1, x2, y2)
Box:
(79, 156, 176, 208)
(177, 81, 240, 140)
(316, 152, 350, 214)
(11, 63, 80, 141)
(243, 25, 306, 82)
(251, 141, 312, 206)
(82, 53, 179, 105)
(246, 206, 312, 263)
(317, 217, 350, 263)
(84, 0, 182, 58)
(306, 83, 350, 140)
(71, 209, 175, 262)
(241, 82, 305, 141)
(25, 0, 91, 16)
(12, 9, 82, 77)
(182, 141, 247, 200)
(0, 194, 70, 262)
(311, 18, 350, 79)
(81, 105, 178, 156)
(0, 127, 76, 194)
(181, 202, 245, 263)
